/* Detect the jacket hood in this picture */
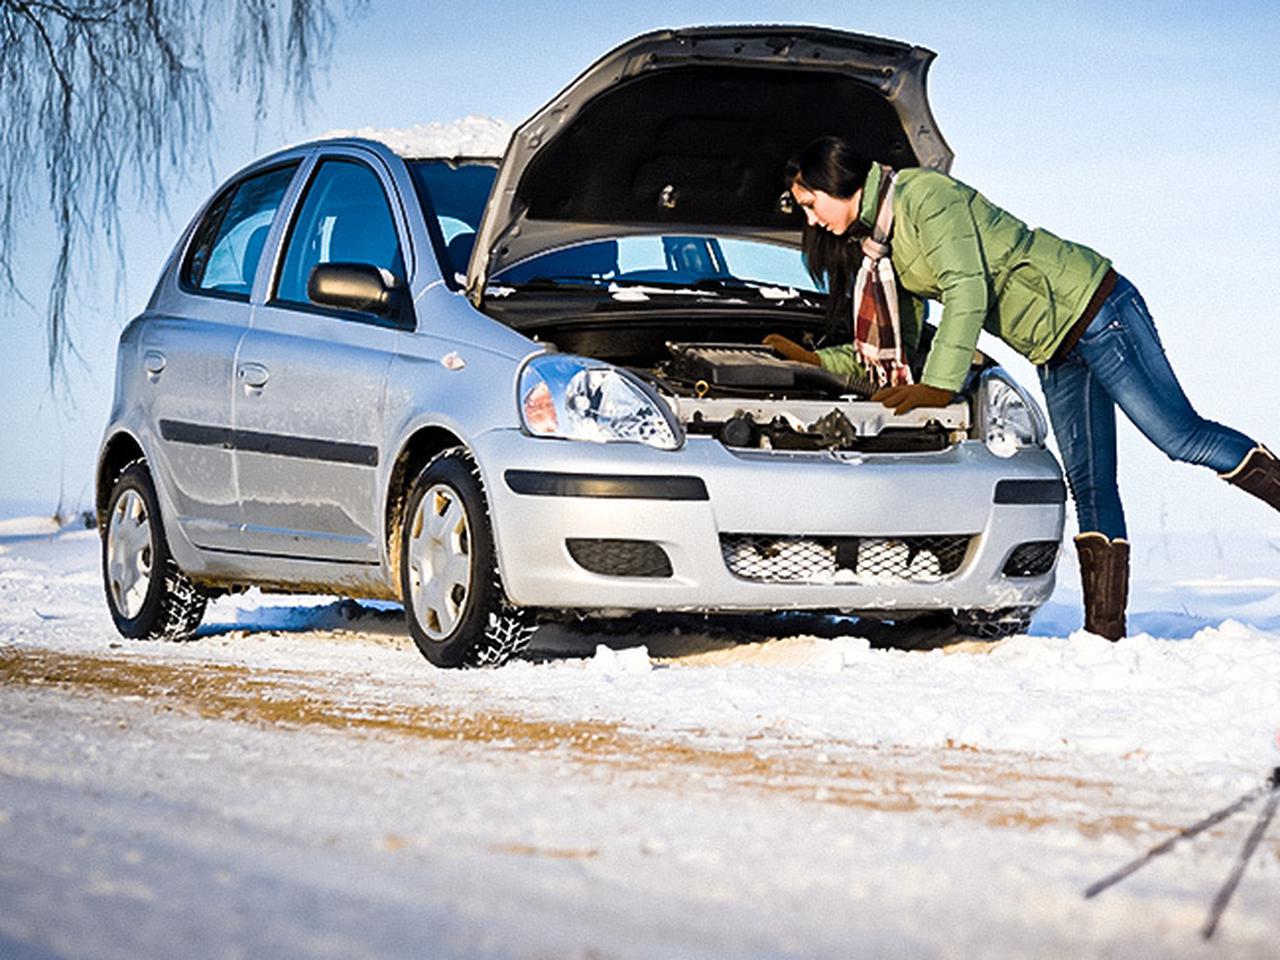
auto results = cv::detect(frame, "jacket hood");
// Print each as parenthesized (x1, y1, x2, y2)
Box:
(466, 25, 953, 303)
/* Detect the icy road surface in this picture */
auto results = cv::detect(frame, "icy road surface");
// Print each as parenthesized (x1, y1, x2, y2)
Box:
(2, 522, 1279, 959)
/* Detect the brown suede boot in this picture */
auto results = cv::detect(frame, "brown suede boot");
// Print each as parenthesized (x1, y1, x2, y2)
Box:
(1221, 446, 1280, 512)
(1074, 533, 1130, 641)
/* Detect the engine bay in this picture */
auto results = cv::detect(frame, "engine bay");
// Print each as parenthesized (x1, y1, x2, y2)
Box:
(656, 342, 873, 398)
(643, 342, 969, 453)
(491, 296, 973, 453)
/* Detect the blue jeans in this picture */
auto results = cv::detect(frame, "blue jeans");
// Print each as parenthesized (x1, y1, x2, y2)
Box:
(1037, 275, 1256, 540)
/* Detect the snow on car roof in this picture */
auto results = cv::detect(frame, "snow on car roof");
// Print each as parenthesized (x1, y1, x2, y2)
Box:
(319, 114, 512, 159)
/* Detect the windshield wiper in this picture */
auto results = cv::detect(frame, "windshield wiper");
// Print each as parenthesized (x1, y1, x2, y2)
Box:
(613, 276, 751, 293)
(492, 275, 606, 291)
(606, 277, 823, 302)
(489, 274, 823, 305)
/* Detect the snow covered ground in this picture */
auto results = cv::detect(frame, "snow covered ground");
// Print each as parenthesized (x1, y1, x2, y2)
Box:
(2, 515, 1279, 959)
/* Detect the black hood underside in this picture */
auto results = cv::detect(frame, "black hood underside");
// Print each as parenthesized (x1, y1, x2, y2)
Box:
(469, 26, 952, 298)
(520, 65, 921, 230)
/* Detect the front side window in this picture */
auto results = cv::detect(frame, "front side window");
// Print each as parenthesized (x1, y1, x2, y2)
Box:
(408, 160, 498, 286)
(182, 163, 298, 299)
(274, 159, 407, 308)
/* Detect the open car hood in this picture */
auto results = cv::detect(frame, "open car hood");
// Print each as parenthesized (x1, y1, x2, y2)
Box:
(467, 25, 952, 303)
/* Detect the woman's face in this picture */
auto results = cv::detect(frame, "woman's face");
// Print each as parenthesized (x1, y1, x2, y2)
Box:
(790, 182, 860, 236)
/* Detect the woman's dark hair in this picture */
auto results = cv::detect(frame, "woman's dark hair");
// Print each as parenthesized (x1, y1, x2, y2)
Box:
(784, 136, 874, 332)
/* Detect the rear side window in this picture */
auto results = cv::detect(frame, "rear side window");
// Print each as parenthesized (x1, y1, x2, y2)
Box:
(274, 159, 407, 308)
(182, 164, 298, 299)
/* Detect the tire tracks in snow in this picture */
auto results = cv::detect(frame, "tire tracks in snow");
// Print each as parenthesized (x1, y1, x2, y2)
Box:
(0, 643, 1185, 842)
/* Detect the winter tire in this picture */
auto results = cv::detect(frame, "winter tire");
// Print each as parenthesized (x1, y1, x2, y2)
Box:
(952, 606, 1034, 640)
(102, 461, 208, 641)
(400, 448, 535, 668)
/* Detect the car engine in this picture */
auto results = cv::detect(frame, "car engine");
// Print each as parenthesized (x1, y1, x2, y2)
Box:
(643, 342, 966, 453)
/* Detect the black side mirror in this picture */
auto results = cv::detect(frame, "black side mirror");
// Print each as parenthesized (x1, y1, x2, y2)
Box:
(307, 263, 406, 318)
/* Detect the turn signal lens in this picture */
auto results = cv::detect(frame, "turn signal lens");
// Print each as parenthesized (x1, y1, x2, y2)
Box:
(522, 379, 557, 434)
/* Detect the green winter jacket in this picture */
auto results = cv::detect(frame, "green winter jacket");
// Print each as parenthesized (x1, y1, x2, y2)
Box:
(819, 167, 1113, 392)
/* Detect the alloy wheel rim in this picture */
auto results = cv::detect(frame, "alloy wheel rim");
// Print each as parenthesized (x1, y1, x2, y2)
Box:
(106, 489, 153, 619)
(407, 484, 473, 640)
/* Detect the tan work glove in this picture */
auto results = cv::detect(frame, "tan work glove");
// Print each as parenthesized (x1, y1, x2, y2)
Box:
(763, 333, 820, 366)
(872, 383, 954, 414)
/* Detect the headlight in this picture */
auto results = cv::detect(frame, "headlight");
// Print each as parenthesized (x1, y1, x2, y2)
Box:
(518, 354, 681, 450)
(980, 369, 1047, 458)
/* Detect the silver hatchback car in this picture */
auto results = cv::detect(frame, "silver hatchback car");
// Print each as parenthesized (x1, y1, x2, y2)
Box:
(97, 26, 1066, 667)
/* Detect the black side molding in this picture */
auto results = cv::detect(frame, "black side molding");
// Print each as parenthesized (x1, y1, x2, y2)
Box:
(159, 419, 379, 467)
(993, 478, 1067, 505)
(505, 470, 709, 501)
(233, 428, 378, 467)
(159, 420, 233, 449)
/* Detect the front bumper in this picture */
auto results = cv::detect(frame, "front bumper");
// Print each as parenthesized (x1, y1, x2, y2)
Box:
(474, 430, 1065, 613)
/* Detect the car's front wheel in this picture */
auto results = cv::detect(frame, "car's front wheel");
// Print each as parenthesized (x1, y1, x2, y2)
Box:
(399, 449, 535, 668)
(102, 462, 208, 641)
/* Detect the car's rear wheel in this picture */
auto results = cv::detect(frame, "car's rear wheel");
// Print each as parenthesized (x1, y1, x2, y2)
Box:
(102, 462, 208, 641)
(400, 449, 534, 668)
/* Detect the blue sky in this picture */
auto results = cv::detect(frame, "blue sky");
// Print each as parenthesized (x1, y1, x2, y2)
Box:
(3, 0, 1278, 535)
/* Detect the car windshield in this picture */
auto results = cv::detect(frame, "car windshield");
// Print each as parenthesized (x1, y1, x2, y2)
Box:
(408, 158, 823, 297)
(495, 235, 822, 298)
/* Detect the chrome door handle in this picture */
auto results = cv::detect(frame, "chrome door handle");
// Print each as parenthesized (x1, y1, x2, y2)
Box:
(238, 362, 270, 388)
(143, 350, 166, 377)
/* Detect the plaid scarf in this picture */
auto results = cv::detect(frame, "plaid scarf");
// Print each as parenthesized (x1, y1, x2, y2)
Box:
(851, 166, 913, 388)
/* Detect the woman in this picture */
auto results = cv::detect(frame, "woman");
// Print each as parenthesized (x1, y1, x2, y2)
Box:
(770, 136, 1279, 640)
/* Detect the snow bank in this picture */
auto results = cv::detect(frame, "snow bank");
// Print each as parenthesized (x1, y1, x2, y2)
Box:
(318, 114, 512, 158)
(0, 515, 60, 538)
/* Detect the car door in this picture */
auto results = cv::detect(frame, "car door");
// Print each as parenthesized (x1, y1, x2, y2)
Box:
(144, 162, 299, 551)
(233, 150, 412, 562)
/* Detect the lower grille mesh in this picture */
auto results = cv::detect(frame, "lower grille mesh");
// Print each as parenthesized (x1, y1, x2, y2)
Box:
(567, 538, 673, 578)
(721, 534, 972, 584)
(1002, 540, 1060, 577)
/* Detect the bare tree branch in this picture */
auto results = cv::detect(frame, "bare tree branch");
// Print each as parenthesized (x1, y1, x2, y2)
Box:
(0, 0, 363, 392)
